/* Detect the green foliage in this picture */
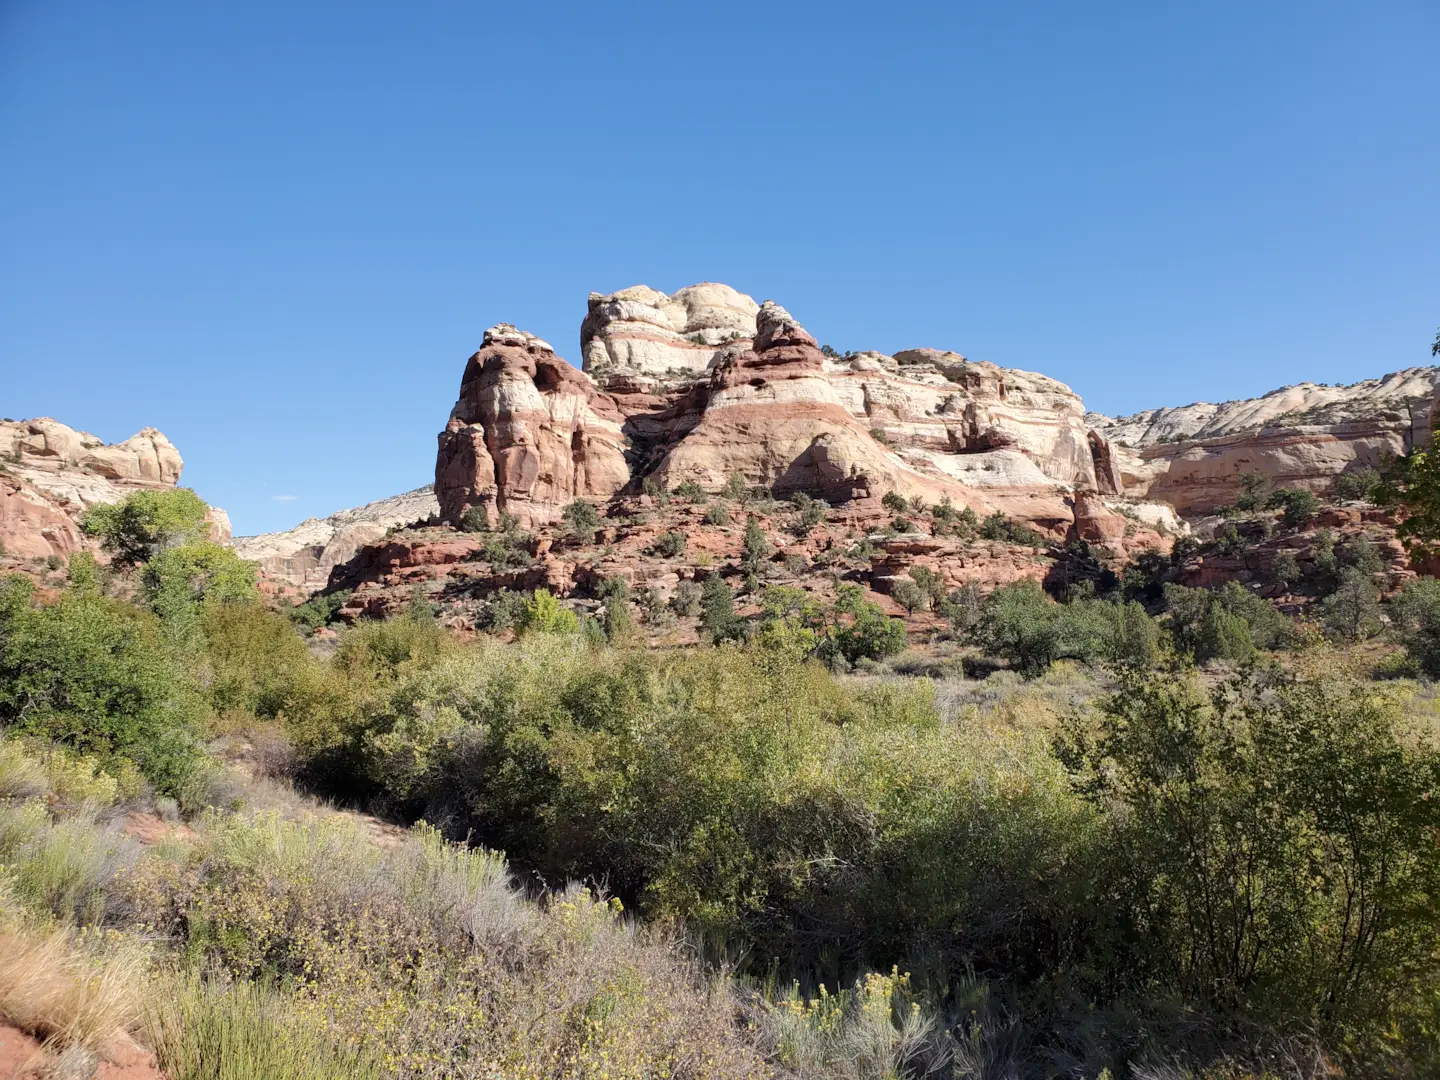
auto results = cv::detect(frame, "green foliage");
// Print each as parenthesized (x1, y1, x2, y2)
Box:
(755, 586, 824, 661)
(1265, 486, 1320, 529)
(1073, 668, 1440, 1043)
(670, 480, 707, 503)
(891, 579, 926, 614)
(1234, 470, 1268, 512)
(477, 588, 527, 633)
(976, 581, 1158, 675)
(480, 516, 532, 572)
(650, 531, 686, 558)
(143, 541, 259, 628)
(740, 516, 769, 577)
(515, 589, 579, 636)
(722, 471, 748, 500)
(940, 582, 984, 639)
(979, 512, 1045, 547)
(698, 574, 745, 644)
(1390, 578, 1440, 677)
(831, 598, 907, 663)
(1333, 466, 1379, 503)
(1376, 448, 1440, 558)
(1164, 581, 1295, 663)
(881, 491, 908, 514)
(561, 499, 601, 542)
(789, 492, 827, 532)
(702, 502, 730, 527)
(81, 488, 209, 567)
(1322, 567, 1382, 642)
(670, 580, 703, 618)
(0, 577, 204, 794)
(289, 589, 351, 633)
(458, 504, 489, 533)
(1271, 549, 1302, 587)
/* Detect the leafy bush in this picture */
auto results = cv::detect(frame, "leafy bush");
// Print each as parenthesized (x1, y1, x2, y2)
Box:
(979, 512, 1045, 547)
(976, 581, 1158, 675)
(703, 502, 731, 527)
(289, 589, 352, 632)
(650, 531, 687, 558)
(699, 574, 746, 644)
(81, 488, 209, 567)
(881, 492, 908, 514)
(670, 580, 703, 618)
(1164, 581, 1295, 663)
(1235, 470, 1268, 512)
(143, 540, 259, 628)
(515, 589, 578, 635)
(458, 505, 489, 533)
(1266, 486, 1320, 529)
(0, 576, 205, 794)
(561, 499, 601, 542)
(1390, 578, 1440, 677)
(671, 480, 707, 503)
(1321, 567, 1382, 642)
(1332, 466, 1379, 503)
(740, 517, 770, 577)
(891, 579, 926, 614)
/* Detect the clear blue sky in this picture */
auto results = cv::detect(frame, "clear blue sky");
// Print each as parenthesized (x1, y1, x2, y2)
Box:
(2, 1, 1437, 535)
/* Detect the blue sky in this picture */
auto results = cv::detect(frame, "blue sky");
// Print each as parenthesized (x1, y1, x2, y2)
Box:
(2, 1, 1437, 535)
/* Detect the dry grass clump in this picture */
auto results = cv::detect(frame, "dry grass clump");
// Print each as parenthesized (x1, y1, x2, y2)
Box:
(0, 928, 147, 1057)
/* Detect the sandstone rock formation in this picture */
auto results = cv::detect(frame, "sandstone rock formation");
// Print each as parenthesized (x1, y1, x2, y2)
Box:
(580, 283, 759, 384)
(1089, 367, 1440, 514)
(0, 418, 227, 564)
(435, 325, 630, 528)
(232, 485, 439, 592)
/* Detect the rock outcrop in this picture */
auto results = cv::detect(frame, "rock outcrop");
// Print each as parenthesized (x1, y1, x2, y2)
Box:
(1089, 368, 1440, 514)
(0, 418, 227, 564)
(580, 283, 759, 384)
(434, 325, 630, 528)
(232, 485, 440, 592)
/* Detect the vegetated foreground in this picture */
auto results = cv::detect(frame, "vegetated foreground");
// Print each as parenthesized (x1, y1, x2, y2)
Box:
(3, 484, 1440, 1079)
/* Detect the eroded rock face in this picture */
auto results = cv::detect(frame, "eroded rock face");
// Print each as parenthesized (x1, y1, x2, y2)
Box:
(580, 283, 759, 385)
(1089, 368, 1440, 514)
(0, 418, 218, 565)
(233, 486, 439, 593)
(435, 324, 630, 527)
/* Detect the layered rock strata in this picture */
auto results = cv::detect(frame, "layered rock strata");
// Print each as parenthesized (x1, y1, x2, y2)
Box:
(0, 418, 228, 563)
(1089, 368, 1440, 514)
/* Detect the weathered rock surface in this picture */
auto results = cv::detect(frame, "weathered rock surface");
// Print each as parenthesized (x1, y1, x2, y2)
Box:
(435, 325, 630, 528)
(233, 485, 439, 592)
(1089, 368, 1440, 515)
(580, 283, 759, 384)
(0, 418, 227, 564)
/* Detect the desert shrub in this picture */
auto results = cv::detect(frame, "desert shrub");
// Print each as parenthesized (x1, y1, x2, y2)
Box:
(289, 589, 351, 632)
(881, 492, 908, 514)
(0, 576, 205, 794)
(907, 566, 945, 609)
(1164, 582, 1295, 663)
(561, 499, 601, 542)
(202, 603, 324, 722)
(81, 487, 209, 567)
(891, 579, 926, 614)
(1272, 549, 1302, 587)
(830, 595, 907, 663)
(1390, 578, 1440, 677)
(515, 589, 579, 636)
(699, 574, 746, 644)
(458, 504, 489, 533)
(1333, 466, 1379, 503)
(1235, 470, 1268, 512)
(1072, 668, 1440, 1055)
(703, 502, 731, 527)
(979, 512, 1045, 547)
(1321, 567, 1382, 642)
(670, 580, 703, 618)
(789, 492, 827, 531)
(651, 530, 687, 558)
(671, 480, 707, 503)
(1266, 486, 1320, 529)
(977, 582, 1158, 675)
(740, 517, 770, 578)
(940, 582, 984, 640)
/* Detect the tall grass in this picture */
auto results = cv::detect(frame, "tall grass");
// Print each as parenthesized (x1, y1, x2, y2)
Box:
(149, 976, 383, 1080)
(0, 928, 147, 1056)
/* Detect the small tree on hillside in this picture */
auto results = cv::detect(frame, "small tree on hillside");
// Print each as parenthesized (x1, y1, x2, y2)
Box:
(82, 488, 210, 567)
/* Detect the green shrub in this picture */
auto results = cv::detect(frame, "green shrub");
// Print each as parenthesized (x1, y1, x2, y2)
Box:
(458, 505, 489, 533)
(1390, 578, 1440, 677)
(891, 579, 926, 614)
(561, 500, 601, 542)
(1321, 567, 1382, 642)
(699, 575, 746, 644)
(1164, 581, 1295, 663)
(289, 589, 351, 633)
(1235, 470, 1268, 512)
(143, 541, 259, 630)
(703, 502, 731, 527)
(0, 577, 205, 794)
(1266, 486, 1320, 529)
(670, 580, 703, 618)
(650, 531, 686, 558)
(671, 480, 707, 503)
(1333, 467, 1380, 503)
(515, 589, 578, 636)
(81, 488, 210, 567)
(740, 517, 769, 577)
(881, 492, 908, 514)
(790, 493, 827, 531)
